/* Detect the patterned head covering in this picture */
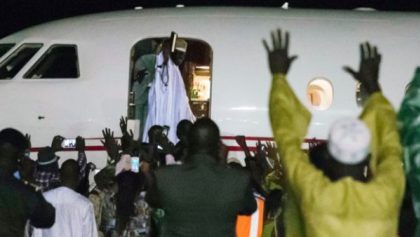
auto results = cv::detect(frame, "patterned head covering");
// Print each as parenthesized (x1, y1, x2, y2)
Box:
(327, 118, 371, 165)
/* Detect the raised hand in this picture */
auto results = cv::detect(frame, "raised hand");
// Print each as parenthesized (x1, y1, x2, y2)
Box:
(235, 135, 252, 158)
(255, 141, 266, 158)
(51, 135, 64, 152)
(75, 136, 85, 153)
(119, 116, 128, 135)
(343, 42, 381, 94)
(101, 128, 119, 163)
(121, 129, 138, 154)
(255, 140, 271, 175)
(265, 142, 281, 171)
(265, 142, 278, 162)
(263, 29, 298, 75)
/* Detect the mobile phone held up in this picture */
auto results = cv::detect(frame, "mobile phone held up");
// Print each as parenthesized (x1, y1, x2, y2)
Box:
(170, 32, 178, 53)
(131, 157, 140, 173)
(61, 138, 76, 149)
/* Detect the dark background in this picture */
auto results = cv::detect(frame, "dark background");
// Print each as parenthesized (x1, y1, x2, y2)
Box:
(1, 0, 420, 38)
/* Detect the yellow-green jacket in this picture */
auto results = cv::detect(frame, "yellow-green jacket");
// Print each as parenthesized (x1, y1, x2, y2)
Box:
(269, 74, 405, 237)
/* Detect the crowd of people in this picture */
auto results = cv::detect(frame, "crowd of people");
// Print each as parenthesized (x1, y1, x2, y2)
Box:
(0, 28, 419, 237)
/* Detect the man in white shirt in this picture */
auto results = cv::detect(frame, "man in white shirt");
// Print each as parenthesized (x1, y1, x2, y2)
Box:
(32, 159, 98, 237)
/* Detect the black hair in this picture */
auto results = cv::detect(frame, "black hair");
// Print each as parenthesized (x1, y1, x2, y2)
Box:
(309, 143, 370, 182)
(0, 128, 28, 174)
(0, 128, 29, 152)
(187, 117, 221, 161)
(148, 125, 163, 144)
(176, 119, 193, 141)
(60, 159, 80, 187)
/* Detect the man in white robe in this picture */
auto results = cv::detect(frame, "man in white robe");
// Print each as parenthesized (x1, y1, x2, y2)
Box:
(32, 160, 97, 237)
(142, 39, 195, 143)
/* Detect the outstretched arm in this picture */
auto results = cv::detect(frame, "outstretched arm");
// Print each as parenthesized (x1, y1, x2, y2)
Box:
(76, 136, 87, 180)
(265, 29, 310, 154)
(344, 43, 404, 206)
(265, 30, 315, 194)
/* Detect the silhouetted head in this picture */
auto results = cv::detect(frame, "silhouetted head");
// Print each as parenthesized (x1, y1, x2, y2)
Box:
(176, 120, 193, 142)
(0, 128, 29, 175)
(148, 125, 163, 145)
(94, 165, 116, 191)
(60, 159, 80, 190)
(309, 118, 371, 182)
(188, 118, 220, 158)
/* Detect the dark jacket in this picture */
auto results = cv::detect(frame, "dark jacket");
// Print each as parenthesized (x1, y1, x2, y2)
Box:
(147, 154, 256, 237)
(0, 170, 55, 237)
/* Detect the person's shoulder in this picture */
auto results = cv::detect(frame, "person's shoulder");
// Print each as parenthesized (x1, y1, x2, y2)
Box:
(142, 54, 157, 61)
(71, 189, 94, 208)
(137, 54, 157, 66)
(0, 178, 40, 194)
(5, 179, 47, 205)
(223, 167, 252, 183)
(155, 165, 182, 176)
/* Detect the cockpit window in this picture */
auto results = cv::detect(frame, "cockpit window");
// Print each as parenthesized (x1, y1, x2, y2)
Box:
(0, 44, 15, 58)
(0, 43, 42, 80)
(24, 44, 79, 79)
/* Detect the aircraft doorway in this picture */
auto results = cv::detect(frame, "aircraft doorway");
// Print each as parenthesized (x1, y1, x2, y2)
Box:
(128, 37, 213, 137)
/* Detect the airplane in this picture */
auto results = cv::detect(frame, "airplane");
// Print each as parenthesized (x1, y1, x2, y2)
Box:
(0, 7, 418, 168)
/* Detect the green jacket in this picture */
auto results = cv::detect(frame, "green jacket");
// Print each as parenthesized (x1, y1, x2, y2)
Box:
(269, 74, 405, 237)
(398, 67, 420, 236)
(146, 154, 257, 237)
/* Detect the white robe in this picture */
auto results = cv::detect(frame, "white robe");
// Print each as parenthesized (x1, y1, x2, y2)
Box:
(142, 52, 195, 143)
(32, 187, 98, 237)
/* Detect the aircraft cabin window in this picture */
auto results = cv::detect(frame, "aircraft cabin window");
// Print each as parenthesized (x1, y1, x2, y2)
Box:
(307, 78, 333, 110)
(24, 45, 79, 79)
(0, 43, 15, 58)
(0, 43, 43, 80)
(128, 38, 213, 121)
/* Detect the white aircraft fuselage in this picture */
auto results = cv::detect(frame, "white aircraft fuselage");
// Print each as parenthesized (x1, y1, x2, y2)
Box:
(0, 7, 417, 168)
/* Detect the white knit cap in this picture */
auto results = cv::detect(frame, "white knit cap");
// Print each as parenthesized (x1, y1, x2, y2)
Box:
(327, 118, 371, 165)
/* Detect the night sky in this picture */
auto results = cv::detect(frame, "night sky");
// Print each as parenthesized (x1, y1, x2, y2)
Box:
(1, 0, 420, 38)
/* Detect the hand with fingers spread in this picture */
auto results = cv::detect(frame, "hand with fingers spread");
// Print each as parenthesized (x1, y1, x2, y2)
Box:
(119, 116, 128, 135)
(101, 128, 119, 163)
(265, 142, 282, 173)
(255, 141, 270, 173)
(343, 42, 382, 94)
(75, 136, 85, 153)
(51, 135, 64, 152)
(263, 29, 298, 75)
(265, 142, 278, 161)
(121, 129, 134, 154)
(255, 141, 267, 160)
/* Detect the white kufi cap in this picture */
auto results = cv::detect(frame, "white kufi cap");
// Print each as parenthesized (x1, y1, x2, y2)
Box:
(327, 118, 371, 165)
